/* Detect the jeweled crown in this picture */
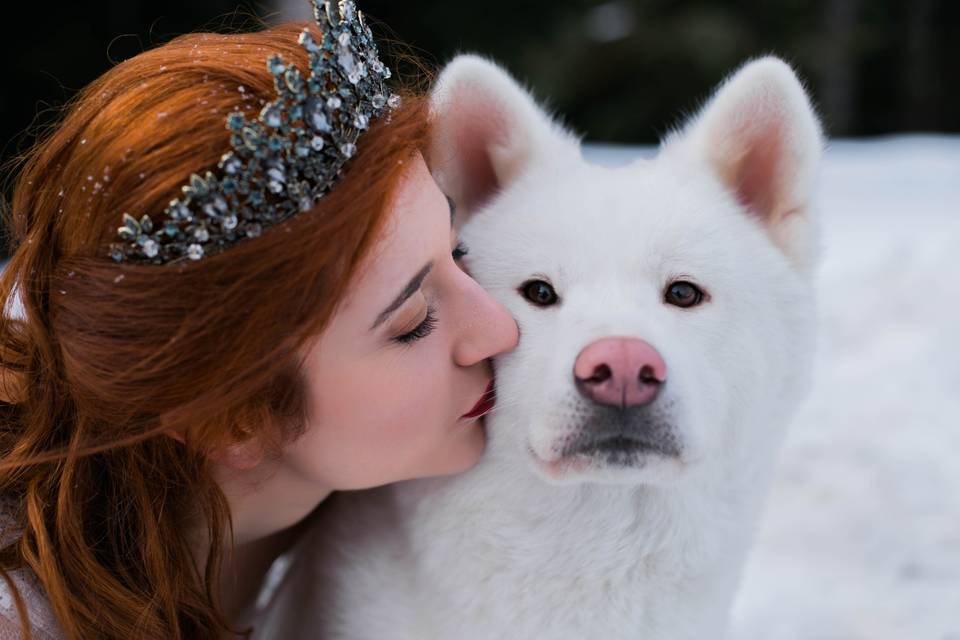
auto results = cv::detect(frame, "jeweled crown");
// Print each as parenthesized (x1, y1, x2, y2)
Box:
(110, 0, 399, 265)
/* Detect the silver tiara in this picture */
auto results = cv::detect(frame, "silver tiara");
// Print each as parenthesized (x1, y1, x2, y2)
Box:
(110, 0, 399, 265)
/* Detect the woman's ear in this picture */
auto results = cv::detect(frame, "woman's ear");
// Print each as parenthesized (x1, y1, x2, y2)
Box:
(163, 415, 266, 471)
(208, 439, 265, 471)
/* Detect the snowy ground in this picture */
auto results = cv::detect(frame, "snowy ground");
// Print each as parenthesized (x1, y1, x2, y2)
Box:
(588, 136, 960, 640)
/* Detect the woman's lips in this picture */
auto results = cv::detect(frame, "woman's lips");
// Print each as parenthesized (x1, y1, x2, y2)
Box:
(461, 380, 496, 419)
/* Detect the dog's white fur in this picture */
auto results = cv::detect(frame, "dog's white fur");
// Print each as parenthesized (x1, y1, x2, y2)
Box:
(257, 55, 824, 640)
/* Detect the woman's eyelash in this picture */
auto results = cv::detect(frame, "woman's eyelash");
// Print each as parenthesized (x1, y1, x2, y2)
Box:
(393, 305, 438, 345)
(392, 243, 467, 346)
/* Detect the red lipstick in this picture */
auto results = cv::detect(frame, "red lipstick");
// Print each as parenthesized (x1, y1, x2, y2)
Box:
(461, 380, 496, 419)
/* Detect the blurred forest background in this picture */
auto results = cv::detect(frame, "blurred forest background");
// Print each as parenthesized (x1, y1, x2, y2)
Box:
(299, 0, 960, 140)
(1, 0, 958, 254)
(4, 1, 958, 148)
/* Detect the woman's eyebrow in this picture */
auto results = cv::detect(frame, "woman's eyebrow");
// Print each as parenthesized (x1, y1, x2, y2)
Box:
(447, 195, 456, 226)
(370, 262, 434, 330)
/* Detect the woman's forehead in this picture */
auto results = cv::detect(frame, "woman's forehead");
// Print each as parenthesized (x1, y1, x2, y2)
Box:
(338, 154, 448, 314)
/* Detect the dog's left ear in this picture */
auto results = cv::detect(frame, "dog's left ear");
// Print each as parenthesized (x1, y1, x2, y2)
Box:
(670, 57, 825, 268)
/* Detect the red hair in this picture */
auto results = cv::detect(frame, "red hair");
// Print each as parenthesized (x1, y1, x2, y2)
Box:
(0, 20, 428, 639)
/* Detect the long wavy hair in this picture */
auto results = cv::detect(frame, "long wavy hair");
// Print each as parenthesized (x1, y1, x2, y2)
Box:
(0, 19, 428, 639)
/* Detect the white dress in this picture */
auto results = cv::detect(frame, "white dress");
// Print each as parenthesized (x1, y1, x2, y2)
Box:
(0, 498, 63, 640)
(0, 496, 290, 639)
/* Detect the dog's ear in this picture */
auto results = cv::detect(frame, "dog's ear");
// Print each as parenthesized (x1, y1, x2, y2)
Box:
(428, 55, 579, 223)
(670, 57, 825, 268)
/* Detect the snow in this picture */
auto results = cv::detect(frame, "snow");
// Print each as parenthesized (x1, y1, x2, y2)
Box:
(587, 136, 960, 639)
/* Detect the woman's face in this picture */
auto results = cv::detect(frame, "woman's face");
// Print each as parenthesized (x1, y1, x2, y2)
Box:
(286, 153, 518, 491)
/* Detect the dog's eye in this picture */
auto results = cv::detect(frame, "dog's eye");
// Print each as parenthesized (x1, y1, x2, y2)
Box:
(521, 280, 558, 306)
(664, 281, 704, 308)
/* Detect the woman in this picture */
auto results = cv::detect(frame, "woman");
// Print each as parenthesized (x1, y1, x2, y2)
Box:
(0, 2, 518, 638)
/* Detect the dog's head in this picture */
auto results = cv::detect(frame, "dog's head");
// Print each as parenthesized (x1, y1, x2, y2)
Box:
(429, 56, 824, 486)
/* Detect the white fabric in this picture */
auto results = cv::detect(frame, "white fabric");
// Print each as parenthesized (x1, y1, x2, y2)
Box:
(0, 495, 289, 639)
(0, 498, 63, 639)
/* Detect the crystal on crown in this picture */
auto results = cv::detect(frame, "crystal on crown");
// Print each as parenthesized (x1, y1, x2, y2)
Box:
(110, 0, 400, 265)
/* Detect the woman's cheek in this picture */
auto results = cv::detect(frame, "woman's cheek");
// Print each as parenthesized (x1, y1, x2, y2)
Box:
(380, 369, 440, 435)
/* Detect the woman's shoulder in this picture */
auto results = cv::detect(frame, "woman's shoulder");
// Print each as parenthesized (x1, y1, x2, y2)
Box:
(0, 497, 64, 640)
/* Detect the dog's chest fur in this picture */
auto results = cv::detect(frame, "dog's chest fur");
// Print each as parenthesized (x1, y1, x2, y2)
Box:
(298, 451, 766, 640)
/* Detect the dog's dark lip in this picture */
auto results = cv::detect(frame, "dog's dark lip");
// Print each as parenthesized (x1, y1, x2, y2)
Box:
(564, 434, 681, 460)
(529, 436, 685, 480)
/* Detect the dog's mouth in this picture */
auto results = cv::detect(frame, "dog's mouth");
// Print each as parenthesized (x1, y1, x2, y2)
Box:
(530, 433, 683, 482)
(564, 433, 681, 463)
(530, 402, 684, 480)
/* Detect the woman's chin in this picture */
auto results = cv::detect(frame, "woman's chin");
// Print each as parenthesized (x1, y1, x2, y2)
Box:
(434, 418, 487, 476)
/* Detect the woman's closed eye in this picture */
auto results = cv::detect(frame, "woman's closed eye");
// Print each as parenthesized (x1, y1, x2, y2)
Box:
(393, 304, 438, 345)
(392, 240, 471, 346)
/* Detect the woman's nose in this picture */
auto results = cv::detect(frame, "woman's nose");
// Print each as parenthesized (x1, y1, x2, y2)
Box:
(452, 277, 519, 367)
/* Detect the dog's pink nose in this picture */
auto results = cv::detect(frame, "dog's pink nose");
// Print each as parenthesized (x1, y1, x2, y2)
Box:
(573, 337, 667, 408)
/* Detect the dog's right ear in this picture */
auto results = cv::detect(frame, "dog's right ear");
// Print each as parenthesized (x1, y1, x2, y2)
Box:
(428, 55, 579, 223)
(665, 57, 825, 269)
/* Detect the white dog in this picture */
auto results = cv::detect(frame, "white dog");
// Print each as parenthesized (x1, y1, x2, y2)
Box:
(257, 54, 824, 640)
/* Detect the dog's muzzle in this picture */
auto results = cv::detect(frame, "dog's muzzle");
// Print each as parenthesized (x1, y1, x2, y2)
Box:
(561, 401, 681, 465)
(563, 336, 680, 465)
